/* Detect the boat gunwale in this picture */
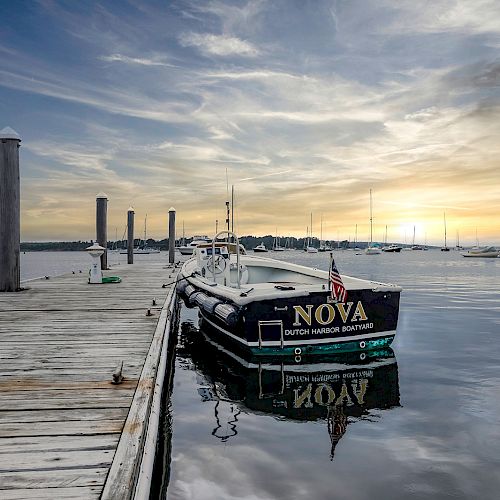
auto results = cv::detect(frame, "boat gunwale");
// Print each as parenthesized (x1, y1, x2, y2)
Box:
(180, 255, 402, 306)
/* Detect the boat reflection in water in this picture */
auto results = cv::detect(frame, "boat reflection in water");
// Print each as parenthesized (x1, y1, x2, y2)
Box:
(180, 317, 401, 459)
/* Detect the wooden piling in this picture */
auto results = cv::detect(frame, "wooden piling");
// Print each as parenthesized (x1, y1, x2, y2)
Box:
(96, 193, 108, 270)
(127, 207, 134, 265)
(0, 127, 21, 292)
(168, 207, 176, 264)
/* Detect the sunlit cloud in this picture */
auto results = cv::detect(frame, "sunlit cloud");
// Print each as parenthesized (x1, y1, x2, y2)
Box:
(179, 32, 260, 57)
(0, 0, 498, 243)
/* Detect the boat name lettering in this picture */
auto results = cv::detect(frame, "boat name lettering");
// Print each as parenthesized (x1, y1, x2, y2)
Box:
(292, 301, 368, 327)
(286, 371, 374, 384)
(293, 379, 369, 408)
(284, 323, 374, 336)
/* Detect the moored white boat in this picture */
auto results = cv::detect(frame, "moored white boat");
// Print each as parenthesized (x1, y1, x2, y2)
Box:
(462, 246, 499, 258)
(178, 236, 211, 255)
(177, 232, 402, 356)
(306, 246, 319, 253)
(253, 242, 268, 253)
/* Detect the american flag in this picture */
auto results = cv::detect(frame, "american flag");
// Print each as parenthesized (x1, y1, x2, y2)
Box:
(329, 255, 347, 303)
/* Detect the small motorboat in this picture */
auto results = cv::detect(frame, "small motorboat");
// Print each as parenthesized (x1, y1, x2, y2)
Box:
(463, 246, 499, 258)
(177, 232, 402, 356)
(253, 242, 268, 253)
(365, 245, 382, 255)
(178, 236, 211, 255)
(382, 244, 402, 253)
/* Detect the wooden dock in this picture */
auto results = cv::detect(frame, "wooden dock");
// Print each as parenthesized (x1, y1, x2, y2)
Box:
(0, 261, 179, 499)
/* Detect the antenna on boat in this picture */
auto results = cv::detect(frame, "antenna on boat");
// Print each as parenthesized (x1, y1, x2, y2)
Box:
(231, 185, 234, 237)
(225, 169, 230, 241)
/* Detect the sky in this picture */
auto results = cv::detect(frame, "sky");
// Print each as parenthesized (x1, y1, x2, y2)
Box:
(1, 0, 500, 245)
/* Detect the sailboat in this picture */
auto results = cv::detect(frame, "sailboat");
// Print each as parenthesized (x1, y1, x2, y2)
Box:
(109, 227, 122, 253)
(273, 229, 285, 251)
(120, 214, 160, 254)
(318, 215, 331, 251)
(455, 230, 463, 251)
(353, 224, 361, 251)
(410, 226, 423, 250)
(365, 190, 381, 255)
(306, 213, 318, 253)
(441, 212, 450, 251)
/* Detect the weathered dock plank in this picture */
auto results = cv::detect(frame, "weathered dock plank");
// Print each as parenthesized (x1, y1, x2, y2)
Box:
(0, 261, 179, 498)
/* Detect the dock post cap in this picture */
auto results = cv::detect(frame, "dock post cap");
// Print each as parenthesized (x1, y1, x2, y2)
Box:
(0, 127, 21, 141)
(169, 206, 176, 212)
(85, 242, 106, 256)
(127, 206, 135, 212)
(96, 192, 108, 199)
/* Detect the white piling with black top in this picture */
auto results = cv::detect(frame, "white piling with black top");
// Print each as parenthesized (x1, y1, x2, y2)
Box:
(96, 192, 108, 270)
(168, 207, 176, 264)
(0, 127, 21, 292)
(127, 206, 134, 264)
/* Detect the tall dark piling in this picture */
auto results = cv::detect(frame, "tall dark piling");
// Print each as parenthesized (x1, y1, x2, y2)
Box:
(0, 127, 21, 292)
(127, 206, 134, 264)
(168, 207, 176, 264)
(96, 193, 108, 270)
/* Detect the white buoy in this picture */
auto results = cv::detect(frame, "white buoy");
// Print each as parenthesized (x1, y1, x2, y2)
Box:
(86, 242, 105, 284)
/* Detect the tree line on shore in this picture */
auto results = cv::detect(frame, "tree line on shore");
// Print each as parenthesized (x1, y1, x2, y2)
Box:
(20, 236, 352, 251)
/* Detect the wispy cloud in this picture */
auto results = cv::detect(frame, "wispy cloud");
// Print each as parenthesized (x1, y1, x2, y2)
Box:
(3, 0, 500, 242)
(99, 53, 176, 67)
(179, 32, 260, 57)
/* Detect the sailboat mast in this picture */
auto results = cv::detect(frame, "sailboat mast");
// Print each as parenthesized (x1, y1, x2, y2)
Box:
(443, 212, 447, 247)
(144, 214, 147, 246)
(369, 189, 373, 245)
(355, 224, 357, 245)
(385, 225, 387, 245)
(320, 214, 323, 245)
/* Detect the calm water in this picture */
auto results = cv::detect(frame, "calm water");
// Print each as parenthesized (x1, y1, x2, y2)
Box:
(156, 249, 500, 500)
(20, 250, 168, 281)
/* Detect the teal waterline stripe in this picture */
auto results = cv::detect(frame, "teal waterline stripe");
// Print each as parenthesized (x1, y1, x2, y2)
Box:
(250, 335, 395, 356)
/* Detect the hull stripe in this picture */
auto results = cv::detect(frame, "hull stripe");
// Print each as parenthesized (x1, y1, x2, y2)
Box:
(200, 312, 396, 347)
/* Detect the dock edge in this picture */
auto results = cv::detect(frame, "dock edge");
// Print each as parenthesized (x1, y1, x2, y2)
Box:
(101, 281, 179, 500)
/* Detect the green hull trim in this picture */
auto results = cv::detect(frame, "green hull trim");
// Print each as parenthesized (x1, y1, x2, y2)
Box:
(249, 335, 395, 357)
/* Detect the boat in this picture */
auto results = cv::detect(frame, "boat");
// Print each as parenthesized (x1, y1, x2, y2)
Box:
(382, 244, 402, 253)
(441, 212, 450, 251)
(381, 225, 402, 252)
(305, 213, 318, 253)
(120, 215, 160, 254)
(177, 231, 402, 356)
(178, 235, 211, 255)
(462, 246, 499, 258)
(253, 242, 268, 253)
(318, 215, 331, 252)
(365, 190, 381, 255)
(272, 230, 285, 251)
(183, 320, 400, 455)
(455, 230, 463, 251)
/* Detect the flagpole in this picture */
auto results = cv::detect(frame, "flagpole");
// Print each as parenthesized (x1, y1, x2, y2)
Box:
(329, 252, 333, 300)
